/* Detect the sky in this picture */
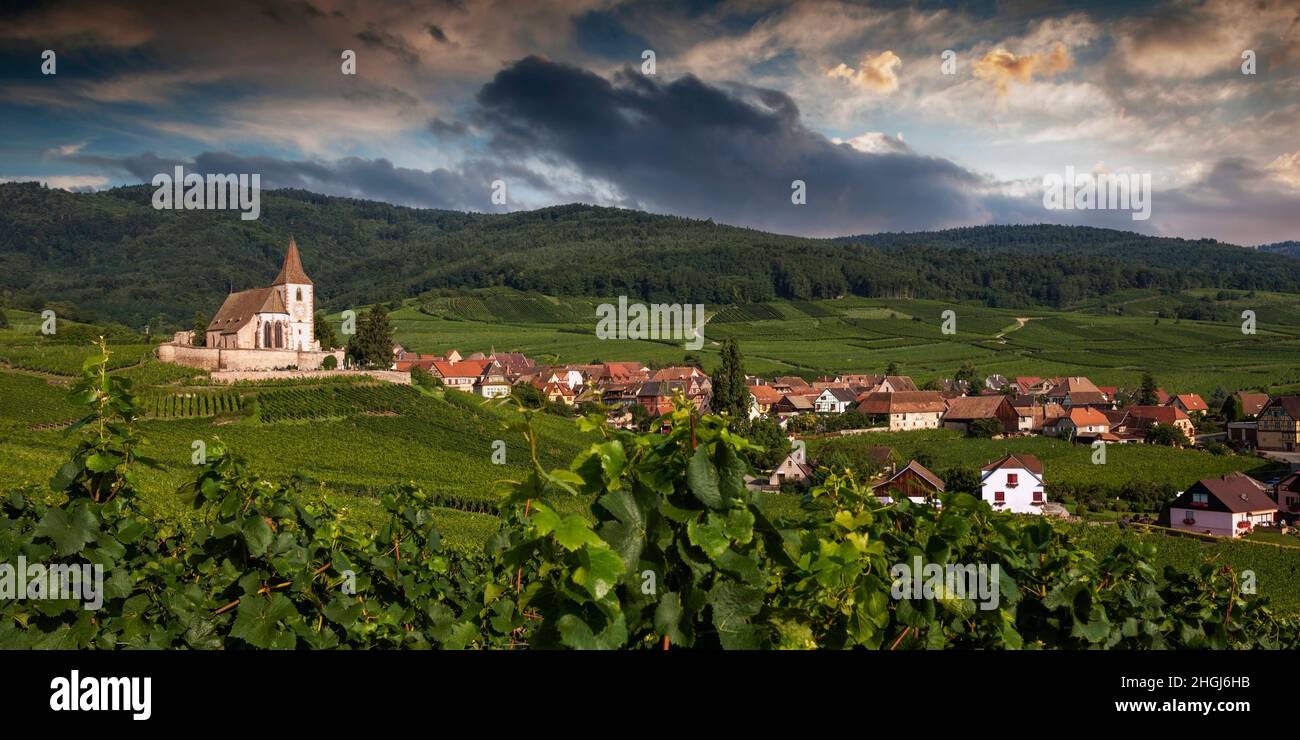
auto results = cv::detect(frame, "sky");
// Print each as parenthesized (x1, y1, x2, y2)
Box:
(0, 0, 1297, 244)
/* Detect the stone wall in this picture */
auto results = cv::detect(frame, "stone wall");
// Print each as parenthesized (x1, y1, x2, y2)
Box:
(209, 369, 411, 384)
(157, 343, 345, 372)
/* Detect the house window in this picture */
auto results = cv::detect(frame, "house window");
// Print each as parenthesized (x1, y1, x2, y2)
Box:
(1007, 473, 1019, 487)
(1191, 492, 1208, 508)
(994, 491, 1005, 502)
(1032, 490, 1043, 502)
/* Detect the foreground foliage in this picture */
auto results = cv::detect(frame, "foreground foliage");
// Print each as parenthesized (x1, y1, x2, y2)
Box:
(2, 345, 1297, 649)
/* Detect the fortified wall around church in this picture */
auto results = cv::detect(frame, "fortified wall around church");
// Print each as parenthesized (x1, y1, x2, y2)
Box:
(157, 339, 345, 372)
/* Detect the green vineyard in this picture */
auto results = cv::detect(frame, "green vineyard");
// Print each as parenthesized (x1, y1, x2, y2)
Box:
(256, 383, 425, 422)
(144, 390, 245, 419)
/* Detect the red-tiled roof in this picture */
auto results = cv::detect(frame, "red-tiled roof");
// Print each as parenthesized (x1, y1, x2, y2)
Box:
(943, 395, 1011, 420)
(1235, 392, 1270, 416)
(1123, 405, 1189, 424)
(982, 452, 1043, 475)
(856, 391, 946, 414)
(1174, 394, 1208, 411)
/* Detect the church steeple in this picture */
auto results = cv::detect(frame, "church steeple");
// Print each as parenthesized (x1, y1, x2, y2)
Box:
(272, 236, 313, 286)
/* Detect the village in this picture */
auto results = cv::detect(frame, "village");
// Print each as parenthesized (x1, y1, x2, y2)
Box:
(389, 343, 1300, 540)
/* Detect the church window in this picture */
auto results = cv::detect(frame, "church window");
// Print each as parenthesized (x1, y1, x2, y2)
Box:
(274, 323, 283, 348)
(263, 324, 271, 348)
(296, 288, 303, 301)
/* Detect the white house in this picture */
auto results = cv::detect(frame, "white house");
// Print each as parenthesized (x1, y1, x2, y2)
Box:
(1167, 474, 1277, 538)
(979, 452, 1045, 514)
(814, 388, 858, 414)
(768, 445, 814, 487)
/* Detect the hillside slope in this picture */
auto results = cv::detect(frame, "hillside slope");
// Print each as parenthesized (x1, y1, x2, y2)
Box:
(5, 182, 1300, 328)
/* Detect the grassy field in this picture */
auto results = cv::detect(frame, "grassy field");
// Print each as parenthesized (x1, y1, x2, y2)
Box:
(339, 287, 1300, 396)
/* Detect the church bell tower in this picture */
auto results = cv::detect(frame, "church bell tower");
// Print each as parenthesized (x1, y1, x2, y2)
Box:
(272, 236, 317, 351)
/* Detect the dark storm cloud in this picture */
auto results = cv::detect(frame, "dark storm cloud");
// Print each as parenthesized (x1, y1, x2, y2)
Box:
(474, 56, 1006, 235)
(428, 117, 469, 136)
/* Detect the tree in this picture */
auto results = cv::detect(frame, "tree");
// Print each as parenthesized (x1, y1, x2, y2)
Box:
(0, 307, 8, 329)
(710, 338, 749, 419)
(629, 403, 652, 432)
(1137, 371, 1159, 405)
(1145, 423, 1188, 447)
(510, 383, 546, 409)
(885, 361, 900, 375)
(682, 353, 704, 370)
(737, 418, 791, 470)
(967, 417, 1002, 438)
(191, 312, 207, 346)
(943, 465, 981, 494)
(346, 304, 394, 369)
(315, 312, 337, 350)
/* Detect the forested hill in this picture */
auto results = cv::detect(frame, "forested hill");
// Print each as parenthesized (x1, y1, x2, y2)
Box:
(4, 181, 1300, 329)
(1259, 241, 1300, 259)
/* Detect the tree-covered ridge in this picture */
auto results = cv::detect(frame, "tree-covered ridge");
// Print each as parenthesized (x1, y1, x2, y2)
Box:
(5, 181, 1300, 328)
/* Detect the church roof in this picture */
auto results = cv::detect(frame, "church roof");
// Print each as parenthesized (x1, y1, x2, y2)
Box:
(272, 237, 313, 286)
(207, 287, 286, 332)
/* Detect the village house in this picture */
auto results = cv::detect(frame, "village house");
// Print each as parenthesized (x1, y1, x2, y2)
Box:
(1256, 396, 1300, 451)
(1123, 405, 1195, 440)
(872, 460, 945, 506)
(748, 385, 783, 417)
(431, 358, 495, 392)
(1010, 397, 1066, 433)
(814, 387, 858, 414)
(1054, 407, 1112, 441)
(540, 381, 578, 406)
(1167, 393, 1208, 417)
(1043, 376, 1110, 409)
(1167, 474, 1277, 538)
(772, 393, 815, 417)
(1273, 472, 1300, 525)
(856, 391, 946, 431)
(768, 445, 814, 488)
(980, 453, 1046, 514)
(1222, 391, 1269, 419)
(942, 395, 1019, 434)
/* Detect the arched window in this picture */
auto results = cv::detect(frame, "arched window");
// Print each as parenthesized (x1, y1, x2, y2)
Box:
(274, 323, 283, 348)
(263, 323, 271, 348)
(296, 288, 303, 301)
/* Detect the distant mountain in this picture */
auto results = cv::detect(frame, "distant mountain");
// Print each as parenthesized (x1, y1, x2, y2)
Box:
(1258, 241, 1300, 259)
(4, 181, 1300, 329)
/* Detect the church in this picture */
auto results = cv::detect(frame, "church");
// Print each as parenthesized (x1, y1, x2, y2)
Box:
(206, 237, 319, 350)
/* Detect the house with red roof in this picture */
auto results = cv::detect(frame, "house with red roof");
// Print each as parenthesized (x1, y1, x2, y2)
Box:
(1167, 474, 1276, 537)
(1123, 405, 1195, 439)
(941, 395, 1019, 434)
(856, 391, 946, 430)
(1168, 393, 1208, 416)
(1055, 407, 1112, 440)
(979, 453, 1046, 514)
